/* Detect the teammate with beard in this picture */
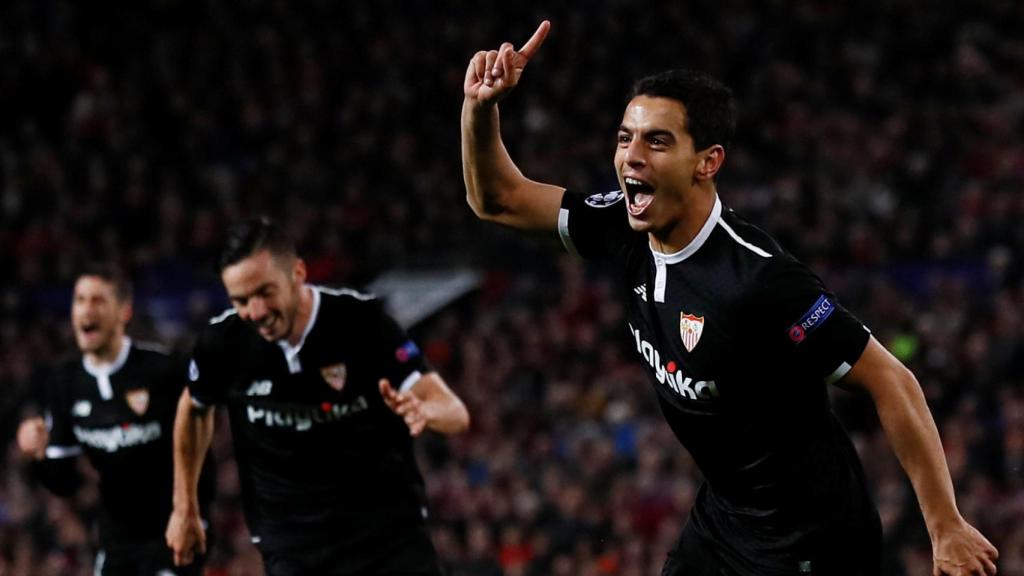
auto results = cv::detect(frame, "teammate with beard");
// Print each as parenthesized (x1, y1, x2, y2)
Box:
(460, 21, 998, 576)
(165, 217, 470, 575)
(16, 264, 213, 575)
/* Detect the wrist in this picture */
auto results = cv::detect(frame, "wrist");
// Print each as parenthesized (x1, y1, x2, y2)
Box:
(172, 495, 200, 515)
(925, 511, 964, 539)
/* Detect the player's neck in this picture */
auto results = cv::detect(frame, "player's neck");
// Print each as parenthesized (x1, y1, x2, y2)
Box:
(649, 187, 717, 254)
(83, 333, 126, 367)
(285, 285, 314, 347)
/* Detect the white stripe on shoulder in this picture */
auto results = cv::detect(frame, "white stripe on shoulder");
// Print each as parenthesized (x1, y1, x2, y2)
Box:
(132, 340, 170, 354)
(315, 286, 376, 301)
(558, 208, 580, 258)
(717, 220, 772, 258)
(209, 308, 237, 325)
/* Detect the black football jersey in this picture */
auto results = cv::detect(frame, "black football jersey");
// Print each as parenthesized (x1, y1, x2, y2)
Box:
(188, 286, 432, 553)
(41, 338, 213, 547)
(559, 191, 877, 574)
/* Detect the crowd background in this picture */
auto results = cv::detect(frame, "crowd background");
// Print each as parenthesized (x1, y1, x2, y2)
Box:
(1, 1, 1023, 574)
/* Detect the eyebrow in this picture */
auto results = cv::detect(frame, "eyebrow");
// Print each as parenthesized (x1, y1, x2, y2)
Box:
(229, 282, 274, 302)
(618, 125, 676, 140)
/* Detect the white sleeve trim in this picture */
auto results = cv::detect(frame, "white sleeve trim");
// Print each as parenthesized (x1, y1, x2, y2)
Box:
(398, 370, 423, 394)
(557, 208, 580, 258)
(824, 361, 853, 386)
(190, 395, 211, 410)
(45, 445, 82, 459)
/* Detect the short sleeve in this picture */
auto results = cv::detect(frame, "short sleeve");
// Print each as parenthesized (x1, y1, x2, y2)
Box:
(42, 368, 81, 459)
(558, 190, 633, 260)
(187, 326, 231, 409)
(366, 300, 431, 394)
(751, 258, 870, 386)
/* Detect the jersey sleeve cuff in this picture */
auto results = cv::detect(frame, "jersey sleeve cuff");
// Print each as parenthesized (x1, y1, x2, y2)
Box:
(398, 370, 423, 394)
(45, 445, 82, 459)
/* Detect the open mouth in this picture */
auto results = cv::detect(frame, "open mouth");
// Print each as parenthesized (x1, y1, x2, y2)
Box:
(78, 322, 100, 336)
(624, 177, 655, 216)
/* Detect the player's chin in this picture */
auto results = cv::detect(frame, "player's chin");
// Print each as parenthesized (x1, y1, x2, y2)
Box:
(626, 213, 654, 232)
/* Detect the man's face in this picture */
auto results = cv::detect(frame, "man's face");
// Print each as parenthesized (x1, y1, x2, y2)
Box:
(221, 250, 305, 342)
(72, 276, 130, 355)
(614, 95, 703, 237)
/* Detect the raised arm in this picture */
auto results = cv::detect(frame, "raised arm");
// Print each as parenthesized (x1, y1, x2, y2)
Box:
(379, 374, 469, 436)
(844, 337, 998, 576)
(462, 20, 565, 231)
(165, 389, 215, 567)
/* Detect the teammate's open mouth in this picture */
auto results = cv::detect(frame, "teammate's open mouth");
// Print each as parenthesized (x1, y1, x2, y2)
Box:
(624, 177, 655, 216)
(79, 322, 99, 335)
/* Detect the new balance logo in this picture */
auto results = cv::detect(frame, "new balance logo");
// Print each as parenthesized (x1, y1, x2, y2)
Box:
(634, 284, 647, 302)
(246, 380, 273, 396)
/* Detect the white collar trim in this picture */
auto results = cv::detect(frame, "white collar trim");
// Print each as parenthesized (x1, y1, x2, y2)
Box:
(649, 195, 722, 264)
(277, 286, 320, 373)
(82, 336, 132, 378)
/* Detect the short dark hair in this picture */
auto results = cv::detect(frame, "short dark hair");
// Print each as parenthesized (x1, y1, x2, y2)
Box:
(219, 216, 297, 271)
(76, 262, 133, 302)
(628, 69, 737, 151)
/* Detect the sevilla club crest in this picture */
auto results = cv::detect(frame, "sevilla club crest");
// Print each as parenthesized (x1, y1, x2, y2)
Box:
(679, 313, 705, 353)
(125, 388, 150, 416)
(321, 363, 348, 392)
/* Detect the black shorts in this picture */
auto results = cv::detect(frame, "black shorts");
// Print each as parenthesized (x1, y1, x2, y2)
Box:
(94, 539, 204, 576)
(661, 511, 882, 576)
(259, 523, 442, 576)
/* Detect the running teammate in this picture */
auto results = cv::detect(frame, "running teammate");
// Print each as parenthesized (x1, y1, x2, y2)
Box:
(165, 217, 470, 575)
(17, 264, 213, 575)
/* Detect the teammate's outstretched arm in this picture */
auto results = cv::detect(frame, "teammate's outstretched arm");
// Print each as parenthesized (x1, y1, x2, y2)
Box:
(844, 338, 998, 576)
(379, 374, 469, 436)
(462, 20, 565, 232)
(166, 389, 214, 567)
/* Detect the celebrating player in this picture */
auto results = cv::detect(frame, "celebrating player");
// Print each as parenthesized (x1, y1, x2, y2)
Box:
(461, 21, 998, 575)
(16, 264, 213, 575)
(166, 217, 470, 575)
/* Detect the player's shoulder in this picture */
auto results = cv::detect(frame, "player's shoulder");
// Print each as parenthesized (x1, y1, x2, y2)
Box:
(716, 208, 787, 260)
(314, 285, 380, 315)
(195, 307, 249, 350)
(314, 285, 377, 303)
(49, 354, 86, 387)
(129, 339, 173, 359)
(717, 210, 824, 297)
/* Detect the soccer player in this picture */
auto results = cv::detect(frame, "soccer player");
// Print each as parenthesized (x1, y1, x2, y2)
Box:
(16, 264, 213, 575)
(165, 217, 470, 575)
(461, 21, 998, 576)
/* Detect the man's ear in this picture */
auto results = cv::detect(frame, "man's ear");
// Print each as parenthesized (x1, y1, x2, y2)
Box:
(293, 258, 307, 285)
(120, 302, 134, 325)
(695, 145, 726, 181)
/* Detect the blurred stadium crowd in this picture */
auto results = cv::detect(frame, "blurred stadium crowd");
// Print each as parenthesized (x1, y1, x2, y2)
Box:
(2, 1, 1023, 574)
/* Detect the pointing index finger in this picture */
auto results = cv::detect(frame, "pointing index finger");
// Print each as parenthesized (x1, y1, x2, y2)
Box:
(518, 20, 551, 60)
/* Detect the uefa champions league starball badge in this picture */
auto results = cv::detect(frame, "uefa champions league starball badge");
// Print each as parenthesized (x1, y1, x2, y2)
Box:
(584, 190, 625, 208)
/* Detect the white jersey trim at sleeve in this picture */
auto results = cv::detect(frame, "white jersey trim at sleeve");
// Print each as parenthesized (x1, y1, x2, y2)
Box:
(190, 394, 210, 410)
(824, 361, 853, 386)
(398, 370, 423, 394)
(557, 208, 580, 258)
(45, 445, 82, 459)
